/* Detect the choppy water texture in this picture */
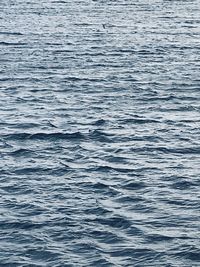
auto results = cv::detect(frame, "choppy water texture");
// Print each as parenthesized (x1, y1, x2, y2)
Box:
(0, 0, 200, 266)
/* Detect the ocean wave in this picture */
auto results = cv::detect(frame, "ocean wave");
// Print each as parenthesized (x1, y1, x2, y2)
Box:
(0, 0, 199, 265)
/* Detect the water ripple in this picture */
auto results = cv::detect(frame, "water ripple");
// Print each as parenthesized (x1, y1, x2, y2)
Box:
(0, 0, 199, 266)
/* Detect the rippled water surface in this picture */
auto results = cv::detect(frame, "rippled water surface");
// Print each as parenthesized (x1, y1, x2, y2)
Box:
(0, 0, 200, 266)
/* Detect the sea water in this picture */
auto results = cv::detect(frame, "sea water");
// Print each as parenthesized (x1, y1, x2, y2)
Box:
(0, 0, 199, 266)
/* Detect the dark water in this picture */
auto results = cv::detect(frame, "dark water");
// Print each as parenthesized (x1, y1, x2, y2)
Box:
(0, 0, 200, 266)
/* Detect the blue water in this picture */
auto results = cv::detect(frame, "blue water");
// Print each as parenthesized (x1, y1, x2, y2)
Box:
(0, 0, 200, 266)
